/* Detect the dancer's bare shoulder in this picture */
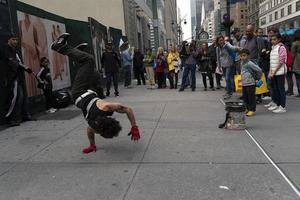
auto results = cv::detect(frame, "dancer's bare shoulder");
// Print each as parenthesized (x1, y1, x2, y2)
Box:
(96, 99, 126, 113)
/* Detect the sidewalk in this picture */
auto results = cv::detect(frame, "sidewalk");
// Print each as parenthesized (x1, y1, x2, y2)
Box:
(0, 79, 299, 200)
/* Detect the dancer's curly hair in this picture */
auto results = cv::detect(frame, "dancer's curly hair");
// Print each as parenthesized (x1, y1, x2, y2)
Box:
(88, 116, 122, 138)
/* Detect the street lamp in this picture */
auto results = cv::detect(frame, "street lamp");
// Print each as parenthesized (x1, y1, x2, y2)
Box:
(176, 17, 187, 45)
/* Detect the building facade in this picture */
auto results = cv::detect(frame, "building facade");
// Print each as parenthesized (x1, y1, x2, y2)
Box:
(231, 0, 248, 34)
(247, 0, 260, 28)
(19, 0, 153, 52)
(259, 0, 300, 34)
(164, 0, 177, 49)
(123, 0, 153, 52)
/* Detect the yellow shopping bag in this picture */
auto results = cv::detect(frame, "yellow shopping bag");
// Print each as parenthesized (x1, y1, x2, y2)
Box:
(234, 73, 269, 94)
(255, 73, 269, 95)
(234, 75, 243, 93)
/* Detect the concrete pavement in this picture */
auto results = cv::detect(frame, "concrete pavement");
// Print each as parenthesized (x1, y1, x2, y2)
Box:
(0, 78, 300, 200)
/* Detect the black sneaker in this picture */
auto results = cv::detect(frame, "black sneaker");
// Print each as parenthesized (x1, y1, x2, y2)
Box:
(106, 91, 110, 97)
(114, 91, 119, 96)
(178, 88, 184, 92)
(51, 33, 71, 52)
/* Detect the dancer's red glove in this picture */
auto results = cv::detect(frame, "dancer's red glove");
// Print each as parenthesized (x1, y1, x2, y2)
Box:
(82, 144, 96, 154)
(128, 126, 140, 141)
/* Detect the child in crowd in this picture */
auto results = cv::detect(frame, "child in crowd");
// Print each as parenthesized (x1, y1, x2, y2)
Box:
(240, 49, 262, 117)
(36, 57, 57, 113)
(265, 33, 287, 113)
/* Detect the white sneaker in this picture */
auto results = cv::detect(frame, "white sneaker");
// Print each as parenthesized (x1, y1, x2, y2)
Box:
(50, 108, 58, 113)
(264, 101, 275, 108)
(268, 105, 278, 111)
(46, 108, 57, 113)
(262, 96, 272, 100)
(273, 106, 286, 113)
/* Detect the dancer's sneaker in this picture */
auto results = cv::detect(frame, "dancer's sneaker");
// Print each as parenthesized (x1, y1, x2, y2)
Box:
(51, 33, 71, 52)
(75, 42, 88, 51)
(82, 144, 97, 154)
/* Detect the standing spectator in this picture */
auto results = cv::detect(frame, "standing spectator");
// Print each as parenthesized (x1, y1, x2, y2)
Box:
(2, 33, 33, 126)
(199, 42, 214, 91)
(179, 41, 190, 88)
(143, 48, 155, 89)
(179, 43, 199, 92)
(120, 42, 133, 88)
(101, 42, 121, 96)
(36, 57, 57, 113)
(167, 46, 180, 89)
(210, 38, 222, 89)
(155, 47, 167, 89)
(133, 48, 145, 85)
(285, 44, 294, 96)
(216, 35, 240, 99)
(231, 27, 244, 74)
(291, 30, 300, 97)
(260, 28, 279, 100)
(241, 25, 266, 64)
(267, 33, 287, 113)
(240, 49, 262, 117)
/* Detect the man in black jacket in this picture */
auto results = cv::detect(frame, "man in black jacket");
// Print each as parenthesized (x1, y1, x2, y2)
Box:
(1, 33, 33, 126)
(101, 42, 121, 97)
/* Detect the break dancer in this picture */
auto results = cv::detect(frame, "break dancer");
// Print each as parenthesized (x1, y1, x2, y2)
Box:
(51, 33, 141, 154)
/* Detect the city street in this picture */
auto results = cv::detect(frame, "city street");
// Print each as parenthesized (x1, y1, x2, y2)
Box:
(0, 79, 300, 200)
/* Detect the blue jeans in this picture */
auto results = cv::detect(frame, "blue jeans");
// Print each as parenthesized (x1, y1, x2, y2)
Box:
(272, 75, 286, 107)
(180, 64, 196, 89)
(123, 65, 132, 86)
(223, 66, 234, 95)
(295, 73, 300, 95)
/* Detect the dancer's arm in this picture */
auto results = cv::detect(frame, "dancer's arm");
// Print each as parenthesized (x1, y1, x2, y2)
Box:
(101, 102, 140, 141)
(105, 103, 137, 127)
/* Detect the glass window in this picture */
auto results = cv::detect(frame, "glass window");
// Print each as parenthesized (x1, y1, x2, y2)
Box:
(241, 14, 244, 19)
(288, 5, 292, 14)
(269, 14, 272, 22)
(261, 17, 266, 26)
(297, 1, 300, 11)
(275, 11, 278, 20)
(281, 8, 284, 17)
